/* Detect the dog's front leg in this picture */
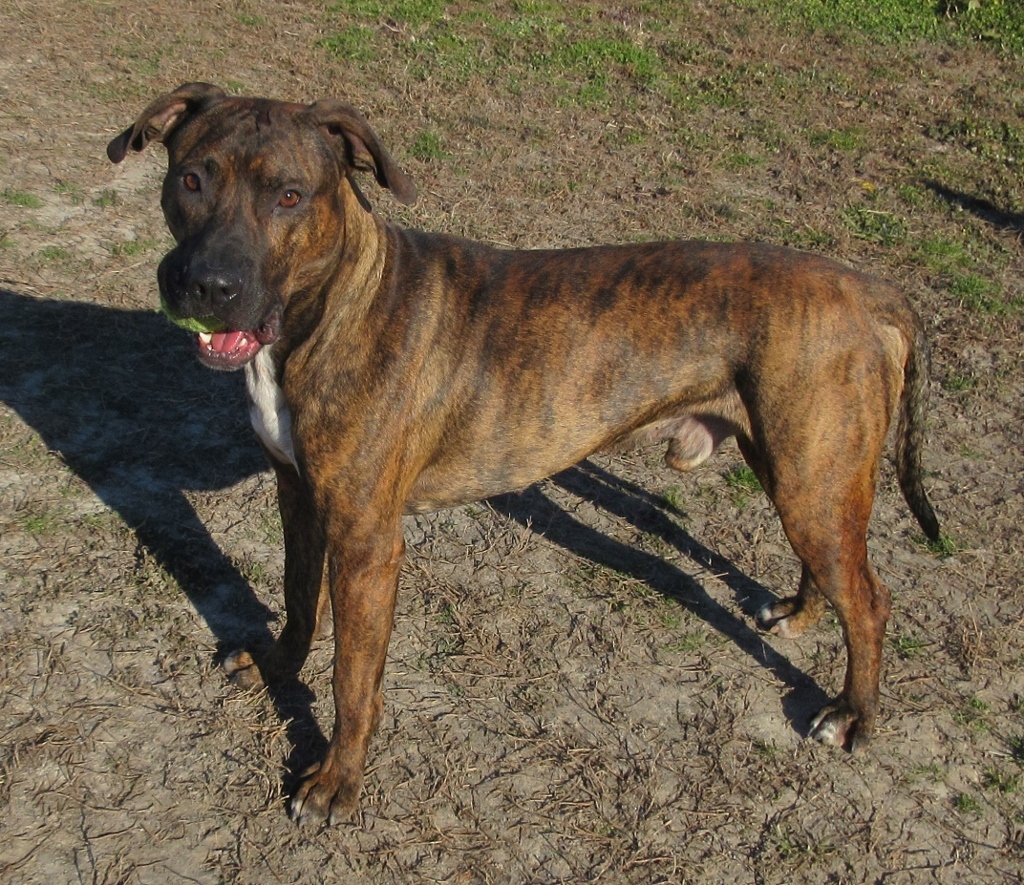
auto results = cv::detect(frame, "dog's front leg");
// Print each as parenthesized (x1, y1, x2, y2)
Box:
(224, 461, 326, 687)
(290, 520, 405, 826)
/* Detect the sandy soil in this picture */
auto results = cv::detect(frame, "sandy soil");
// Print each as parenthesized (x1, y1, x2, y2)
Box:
(1, 2, 1022, 882)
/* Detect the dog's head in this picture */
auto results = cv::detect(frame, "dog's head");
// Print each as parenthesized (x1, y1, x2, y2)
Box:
(108, 83, 417, 370)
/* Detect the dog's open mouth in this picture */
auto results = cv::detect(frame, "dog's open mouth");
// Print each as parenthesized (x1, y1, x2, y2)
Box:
(194, 311, 281, 371)
(196, 329, 262, 369)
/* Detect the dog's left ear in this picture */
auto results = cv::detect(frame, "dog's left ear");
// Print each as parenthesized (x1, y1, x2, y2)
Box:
(303, 100, 418, 206)
(107, 82, 227, 163)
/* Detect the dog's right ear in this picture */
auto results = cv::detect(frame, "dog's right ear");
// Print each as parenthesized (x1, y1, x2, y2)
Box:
(107, 82, 226, 163)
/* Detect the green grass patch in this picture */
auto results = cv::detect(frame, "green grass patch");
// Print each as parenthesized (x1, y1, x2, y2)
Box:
(519, 35, 663, 105)
(772, 218, 836, 251)
(36, 245, 70, 262)
(318, 25, 378, 62)
(20, 512, 56, 534)
(735, 0, 945, 43)
(769, 825, 825, 863)
(954, 695, 990, 732)
(810, 126, 866, 151)
(983, 767, 1019, 794)
(93, 190, 119, 208)
(436, 600, 457, 626)
(942, 372, 977, 393)
(3, 189, 43, 208)
(723, 464, 762, 494)
(53, 181, 85, 204)
(922, 533, 958, 557)
(112, 239, 160, 258)
(324, 4, 670, 95)
(510, 0, 560, 15)
(665, 631, 708, 654)
(413, 28, 482, 83)
(915, 235, 974, 273)
(738, 0, 1024, 54)
(410, 130, 446, 161)
(328, 0, 447, 26)
(892, 634, 930, 660)
(658, 608, 682, 630)
(661, 485, 684, 511)
(942, 0, 1024, 54)
(954, 792, 981, 814)
(556, 38, 661, 87)
(926, 115, 1024, 167)
(841, 204, 908, 246)
(905, 763, 943, 785)
(897, 183, 927, 207)
(949, 273, 1005, 314)
(722, 152, 762, 170)
(670, 69, 748, 110)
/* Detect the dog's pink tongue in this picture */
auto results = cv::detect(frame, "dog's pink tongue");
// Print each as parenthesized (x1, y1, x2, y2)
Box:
(210, 330, 244, 353)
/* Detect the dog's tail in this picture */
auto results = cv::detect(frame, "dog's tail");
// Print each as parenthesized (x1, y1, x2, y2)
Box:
(896, 319, 941, 543)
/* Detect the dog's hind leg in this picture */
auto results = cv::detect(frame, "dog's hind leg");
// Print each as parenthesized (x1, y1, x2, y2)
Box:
(736, 437, 828, 639)
(755, 564, 827, 639)
(766, 434, 891, 752)
(785, 519, 890, 752)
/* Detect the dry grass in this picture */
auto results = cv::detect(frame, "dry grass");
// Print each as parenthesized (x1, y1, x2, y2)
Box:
(1, 1, 1023, 882)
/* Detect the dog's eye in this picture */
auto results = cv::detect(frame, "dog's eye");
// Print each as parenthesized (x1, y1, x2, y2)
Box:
(279, 190, 301, 209)
(183, 172, 201, 192)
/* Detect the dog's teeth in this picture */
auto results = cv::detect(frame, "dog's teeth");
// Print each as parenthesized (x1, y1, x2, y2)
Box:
(199, 332, 213, 345)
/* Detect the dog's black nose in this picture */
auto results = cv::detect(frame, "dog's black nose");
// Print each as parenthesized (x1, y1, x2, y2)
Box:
(185, 259, 243, 309)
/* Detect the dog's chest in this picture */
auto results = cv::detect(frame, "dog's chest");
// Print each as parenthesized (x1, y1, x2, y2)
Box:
(245, 349, 297, 469)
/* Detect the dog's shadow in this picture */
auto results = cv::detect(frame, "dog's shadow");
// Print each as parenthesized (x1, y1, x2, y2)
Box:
(923, 179, 1024, 233)
(491, 462, 827, 735)
(0, 286, 325, 781)
(0, 287, 825, 796)
(0, 287, 272, 640)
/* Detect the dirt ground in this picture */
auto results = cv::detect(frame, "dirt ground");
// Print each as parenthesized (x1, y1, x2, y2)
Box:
(1, 1, 1023, 883)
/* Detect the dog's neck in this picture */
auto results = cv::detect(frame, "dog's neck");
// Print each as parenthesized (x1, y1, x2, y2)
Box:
(275, 190, 391, 376)
(328, 189, 391, 320)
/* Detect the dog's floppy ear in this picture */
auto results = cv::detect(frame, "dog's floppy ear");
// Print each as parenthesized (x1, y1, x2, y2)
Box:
(107, 82, 226, 163)
(303, 100, 418, 206)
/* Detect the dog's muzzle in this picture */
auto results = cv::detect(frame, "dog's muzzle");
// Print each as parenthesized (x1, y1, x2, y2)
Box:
(158, 248, 283, 371)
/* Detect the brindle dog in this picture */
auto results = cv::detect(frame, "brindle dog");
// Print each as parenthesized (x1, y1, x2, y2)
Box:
(108, 83, 940, 826)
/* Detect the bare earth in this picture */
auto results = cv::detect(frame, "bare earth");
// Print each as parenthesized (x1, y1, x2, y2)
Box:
(1, 2, 1022, 883)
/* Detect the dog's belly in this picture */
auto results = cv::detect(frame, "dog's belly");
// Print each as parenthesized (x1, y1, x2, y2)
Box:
(403, 402, 745, 514)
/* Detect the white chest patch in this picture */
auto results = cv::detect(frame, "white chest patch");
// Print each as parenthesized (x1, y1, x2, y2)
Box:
(245, 348, 297, 470)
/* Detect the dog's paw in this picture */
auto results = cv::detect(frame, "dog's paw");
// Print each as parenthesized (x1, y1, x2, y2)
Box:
(755, 597, 822, 639)
(290, 762, 361, 827)
(809, 700, 872, 753)
(222, 649, 265, 689)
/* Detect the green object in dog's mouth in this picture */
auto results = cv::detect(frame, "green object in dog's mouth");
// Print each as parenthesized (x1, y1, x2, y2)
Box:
(159, 295, 227, 334)
(158, 293, 284, 371)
